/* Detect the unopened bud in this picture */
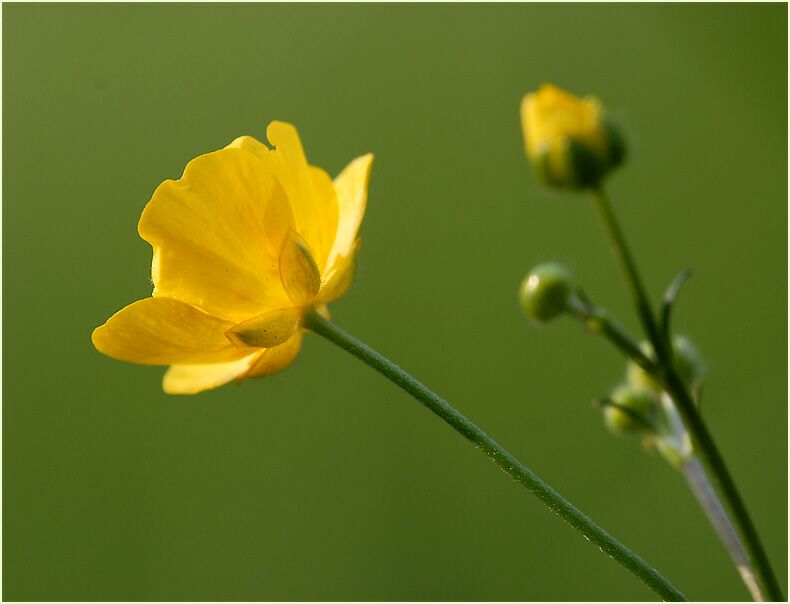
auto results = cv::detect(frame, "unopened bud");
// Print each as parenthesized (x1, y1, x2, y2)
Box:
(604, 385, 659, 436)
(521, 84, 624, 190)
(626, 335, 705, 391)
(519, 262, 574, 322)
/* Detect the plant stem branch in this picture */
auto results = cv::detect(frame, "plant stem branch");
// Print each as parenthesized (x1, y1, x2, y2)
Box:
(567, 297, 656, 372)
(589, 187, 782, 601)
(304, 309, 685, 602)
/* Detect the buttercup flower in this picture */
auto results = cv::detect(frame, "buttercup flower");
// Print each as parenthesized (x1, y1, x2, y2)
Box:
(521, 84, 624, 189)
(92, 122, 373, 394)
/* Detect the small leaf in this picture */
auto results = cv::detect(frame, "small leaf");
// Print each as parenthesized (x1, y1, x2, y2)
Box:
(660, 269, 693, 347)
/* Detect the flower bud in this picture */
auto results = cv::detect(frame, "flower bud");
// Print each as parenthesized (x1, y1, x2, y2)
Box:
(626, 335, 705, 391)
(604, 385, 659, 436)
(518, 262, 574, 322)
(520, 84, 624, 190)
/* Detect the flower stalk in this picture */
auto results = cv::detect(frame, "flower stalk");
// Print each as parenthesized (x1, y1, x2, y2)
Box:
(303, 308, 686, 602)
(566, 295, 655, 373)
(588, 187, 782, 602)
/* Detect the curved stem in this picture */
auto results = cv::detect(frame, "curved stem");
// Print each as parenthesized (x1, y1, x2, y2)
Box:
(304, 309, 685, 602)
(589, 187, 783, 601)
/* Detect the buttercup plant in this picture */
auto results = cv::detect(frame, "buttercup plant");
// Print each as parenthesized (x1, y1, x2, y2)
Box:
(520, 84, 782, 602)
(93, 121, 685, 600)
(93, 93, 781, 600)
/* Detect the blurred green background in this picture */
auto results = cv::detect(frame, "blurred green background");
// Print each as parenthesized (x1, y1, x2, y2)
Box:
(4, 4, 787, 601)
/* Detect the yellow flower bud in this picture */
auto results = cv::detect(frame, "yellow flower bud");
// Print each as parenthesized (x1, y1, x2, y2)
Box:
(520, 84, 624, 189)
(518, 262, 575, 322)
(604, 385, 659, 436)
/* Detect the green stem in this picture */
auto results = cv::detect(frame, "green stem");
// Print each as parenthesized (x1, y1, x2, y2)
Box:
(589, 189, 664, 355)
(589, 187, 783, 602)
(304, 309, 685, 602)
(567, 296, 656, 372)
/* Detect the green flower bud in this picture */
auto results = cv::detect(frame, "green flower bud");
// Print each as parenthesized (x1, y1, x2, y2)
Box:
(518, 262, 574, 322)
(626, 335, 705, 391)
(626, 341, 660, 391)
(520, 84, 625, 190)
(604, 385, 659, 436)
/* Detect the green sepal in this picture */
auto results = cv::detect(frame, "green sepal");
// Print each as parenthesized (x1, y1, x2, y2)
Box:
(568, 138, 605, 189)
(601, 115, 626, 170)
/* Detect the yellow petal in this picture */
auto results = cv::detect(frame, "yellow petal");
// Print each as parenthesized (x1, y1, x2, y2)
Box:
(139, 147, 292, 323)
(326, 153, 373, 273)
(244, 331, 303, 379)
(267, 121, 309, 173)
(226, 135, 269, 158)
(318, 238, 361, 303)
(261, 181, 295, 259)
(521, 84, 605, 161)
(306, 165, 340, 269)
(225, 307, 302, 349)
(266, 121, 339, 272)
(163, 353, 260, 395)
(279, 230, 321, 306)
(92, 298, 249, 365)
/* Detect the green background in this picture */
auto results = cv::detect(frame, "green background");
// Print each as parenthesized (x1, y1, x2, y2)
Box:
(4, 3, 787, 601)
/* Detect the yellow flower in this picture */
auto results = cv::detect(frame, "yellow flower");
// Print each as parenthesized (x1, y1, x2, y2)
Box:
(92, 121, 373, 394)
(521, 84, 623, 189)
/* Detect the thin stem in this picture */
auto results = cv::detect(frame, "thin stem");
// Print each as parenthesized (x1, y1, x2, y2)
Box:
(589, 187, 783, 601)
(589, 188, 665, 357)
(567, 296, 656, 372)
(682, 457, 762, 601)
(304, 309, 685, 602)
